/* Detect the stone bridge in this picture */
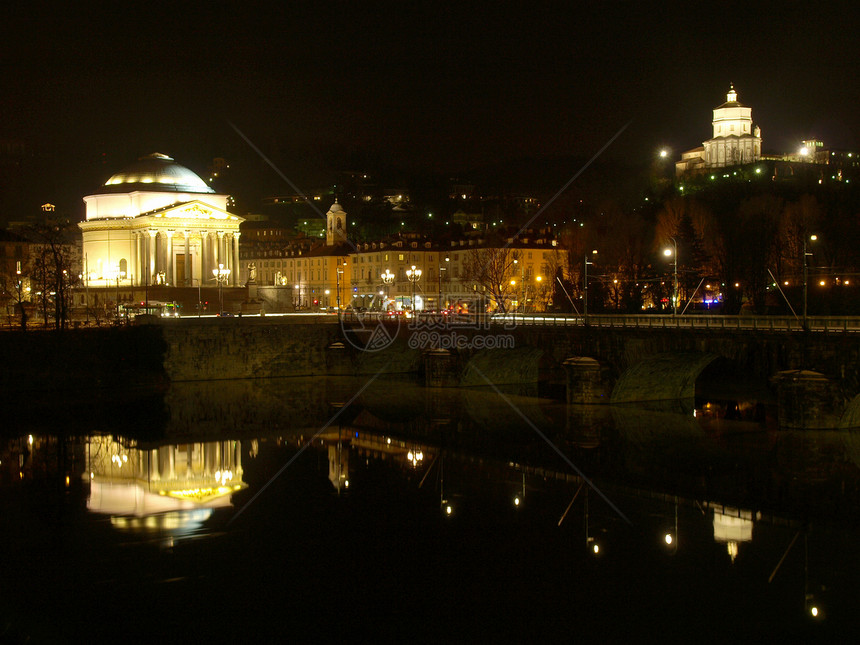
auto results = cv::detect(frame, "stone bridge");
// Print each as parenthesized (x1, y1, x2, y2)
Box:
(4, 315, 859, 429)
(339, 318, 860, 429)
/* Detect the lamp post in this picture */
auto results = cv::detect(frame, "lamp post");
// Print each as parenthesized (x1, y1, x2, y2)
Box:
(438, 256, 449, 312)
(663, 237, 678, 315)
(381, 269, 394, 311)
(84, 253, 89, 325)
(212, 263, 231, 315)
(15, 266, 24, 330)
(513, 257, 525, 313)
(191, 278, 202, 317)
(336, 261, 345, 316)
(114, 269, 126, 322)
(406, 265, 422, 313)
(803, 234, 818, 330)
(584, 250, 597, 323)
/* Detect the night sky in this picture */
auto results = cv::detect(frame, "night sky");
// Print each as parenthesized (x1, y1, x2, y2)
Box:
(2, 1, 859, 219)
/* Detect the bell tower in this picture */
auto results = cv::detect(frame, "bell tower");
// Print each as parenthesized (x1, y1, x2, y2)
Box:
(326, 199, 347, 246)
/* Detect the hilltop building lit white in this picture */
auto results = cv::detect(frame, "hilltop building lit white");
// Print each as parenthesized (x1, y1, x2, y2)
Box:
(673, 85, 858, 182)
(78, 153, 244, 287)
(675, 85, 762, 176)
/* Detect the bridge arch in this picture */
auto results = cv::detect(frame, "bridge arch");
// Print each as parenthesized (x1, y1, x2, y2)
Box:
(611, 352, 719, 404)
(460, 347, 544, 386)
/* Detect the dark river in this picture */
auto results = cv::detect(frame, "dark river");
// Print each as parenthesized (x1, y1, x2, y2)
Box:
(2, 376, 859, 643)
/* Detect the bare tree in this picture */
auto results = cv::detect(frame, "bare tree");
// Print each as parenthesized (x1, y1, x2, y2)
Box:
(0, 267, 29, 331)
(461, 246, 520, 313)
(25, 226, 80, 330)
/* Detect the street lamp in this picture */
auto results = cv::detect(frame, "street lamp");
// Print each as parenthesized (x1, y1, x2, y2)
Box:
(381, 269, 394, 311)
(513, 256, 525, 313)
(336, 260, 346, 316)
(406, 265, 422, 313)
(114, 268, 126, 322)
(212, 263, 231, 315)
(584, 250, 597, 323)
(663, 237, 678, 315)
(15, 266, 24, 329)
(438, 256, 449, 312)
(191, 277, 202, 317)
(803, 234, 818, 330)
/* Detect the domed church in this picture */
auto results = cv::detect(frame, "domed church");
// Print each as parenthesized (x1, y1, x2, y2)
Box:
(675, 85, 762, 176)
(78, 153, 244, 288)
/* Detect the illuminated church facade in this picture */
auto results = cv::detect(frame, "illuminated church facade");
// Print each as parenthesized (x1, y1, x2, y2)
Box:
(78, 153, 244, 287)
(675, 85, 762, 176)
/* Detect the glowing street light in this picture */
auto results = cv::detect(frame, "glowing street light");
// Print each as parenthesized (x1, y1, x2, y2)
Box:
(663, 237, 678, 315)
(113, 268, 126, 322)
(336, 260, 346, 315)
(584, 250, 597, 323)
(381, 269, 395, 310)
(438, 256, 449, 312)
(212, 263, 231, 315)
(513, 256, 525, 313)
(406, 265, 422, 312)
(803, 234, 818, 330)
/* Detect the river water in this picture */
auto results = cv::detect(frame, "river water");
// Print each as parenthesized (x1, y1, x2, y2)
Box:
(1, 376, 859, 643)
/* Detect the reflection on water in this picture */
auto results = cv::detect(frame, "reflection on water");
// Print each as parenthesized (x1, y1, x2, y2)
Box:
(86, 436, 246, 543)
(1, 376, 860, 641)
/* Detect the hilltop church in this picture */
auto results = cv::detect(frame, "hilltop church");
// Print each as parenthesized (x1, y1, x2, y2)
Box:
(675, 85, 762, 176)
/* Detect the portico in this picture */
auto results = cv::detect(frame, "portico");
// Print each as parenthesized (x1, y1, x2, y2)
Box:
(79, 153, 244, 289)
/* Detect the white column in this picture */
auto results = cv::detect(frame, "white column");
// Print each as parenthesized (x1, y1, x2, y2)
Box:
(132, 232, 139, 286)
(216, 231, 225, 268)
(166, 230, 174, 286)
(148, 229, 157, 285)
(184, 230, 191, 286)
(200, 230, 209, 283)
(232, 232, 241, 286)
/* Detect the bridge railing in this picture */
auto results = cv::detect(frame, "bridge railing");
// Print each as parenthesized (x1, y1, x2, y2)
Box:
(487, 313, 860, 332)
(340, 311, 860, 332)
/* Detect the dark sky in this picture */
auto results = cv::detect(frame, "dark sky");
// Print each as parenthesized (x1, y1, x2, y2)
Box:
(2, 1, 859, 218)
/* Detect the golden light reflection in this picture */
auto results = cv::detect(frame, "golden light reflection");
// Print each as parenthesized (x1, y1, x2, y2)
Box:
(727, 541, 738, 561)
(86, 436, 246, 520)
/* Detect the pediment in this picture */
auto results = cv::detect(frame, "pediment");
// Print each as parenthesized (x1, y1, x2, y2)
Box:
(145, 200, 242, 222)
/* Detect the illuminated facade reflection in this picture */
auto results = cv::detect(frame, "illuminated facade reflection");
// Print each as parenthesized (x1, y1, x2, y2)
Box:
(712, 506, 754, 563)
(86, 436, 246, 527)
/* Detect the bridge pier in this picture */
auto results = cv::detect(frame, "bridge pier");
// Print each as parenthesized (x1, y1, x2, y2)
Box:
(564, 357, 612, 404)
(423, 349, 460, 387)
(774, 370, 845, 429)
(326, 341, 353, 375)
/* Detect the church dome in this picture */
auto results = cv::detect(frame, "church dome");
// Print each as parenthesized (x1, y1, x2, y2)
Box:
(102, 153, 215, 194)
